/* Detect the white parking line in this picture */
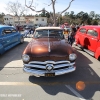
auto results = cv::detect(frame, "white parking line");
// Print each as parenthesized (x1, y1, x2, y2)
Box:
(65, 85, 86, 100)
(88, 68, 94, 75)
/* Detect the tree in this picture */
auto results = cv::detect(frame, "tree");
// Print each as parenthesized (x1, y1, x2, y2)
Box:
(76, 11, 84, 19)
(6, 0, 28, 24)
(89, 11, 95, 19)
(95, 14, 100, 20)
(0, 13, 5, 23)
(82, 13, 89, 23)
(46, 12, 50, 18)
(25, 0, 74, 26)
(69, 11, 75, 20)
(64, 12, 69, 16)
(92, 20, 98, 25)
(86, 18, 91, 25)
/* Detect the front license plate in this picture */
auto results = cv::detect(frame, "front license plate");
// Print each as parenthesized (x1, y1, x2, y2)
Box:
(45, 73, 55, 77)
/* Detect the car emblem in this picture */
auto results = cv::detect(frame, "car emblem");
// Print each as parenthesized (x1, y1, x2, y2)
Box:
(46, 64, 54, 71)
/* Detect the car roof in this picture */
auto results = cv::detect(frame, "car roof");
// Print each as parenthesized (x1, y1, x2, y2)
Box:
(81, 25, 100, 29)
(36, 27, 62, 30)
(80, 25, 100, 37)
(0, 25, 12, 28)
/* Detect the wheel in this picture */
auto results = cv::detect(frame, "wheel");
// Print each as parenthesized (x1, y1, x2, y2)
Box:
(98, 56, 100, 61)
(20, 37, 24, 43)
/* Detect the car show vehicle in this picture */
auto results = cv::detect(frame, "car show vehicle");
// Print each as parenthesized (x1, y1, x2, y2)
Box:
(75, 25, 100, 61)
(22, 27, 77, 77)
(0, 25, 24, 54)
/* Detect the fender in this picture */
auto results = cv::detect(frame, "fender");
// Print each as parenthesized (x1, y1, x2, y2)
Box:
(95, 47, 100, 59)
(0, 43, 5, 54)
(18, 33, 24, 41)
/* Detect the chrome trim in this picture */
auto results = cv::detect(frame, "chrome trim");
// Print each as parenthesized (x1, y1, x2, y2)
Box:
(24, 64, 46, 69)
(29, 60, 70, 64)
(23, 66, 76, 77)
(23, 60, 76, 77)
(24, 62, 75, 69)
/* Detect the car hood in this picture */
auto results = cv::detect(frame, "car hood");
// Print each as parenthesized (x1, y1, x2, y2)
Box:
(23, 38, 74, 57)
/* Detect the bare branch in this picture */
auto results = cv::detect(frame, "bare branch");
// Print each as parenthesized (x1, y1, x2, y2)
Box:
(61, 0, 74, 15)
(25, 0, 74, 26)
(43, 0, 56, 6)
(25, 0, 39, 12)
(6, 1, 27, 16)
(29, 0, 33, 7)
(56, 0, 74, 20)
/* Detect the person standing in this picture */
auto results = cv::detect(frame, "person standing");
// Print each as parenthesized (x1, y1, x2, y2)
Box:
(68, 29, 75, 46)
(63, 28, 70, 40)
(23, 27, 29, 38)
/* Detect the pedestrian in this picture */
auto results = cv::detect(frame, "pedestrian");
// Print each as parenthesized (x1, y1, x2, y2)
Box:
(23, 27, 29, 38)
(63, 28, 70, 40)
(68, 29, 75, 46)
(29, 27, 35, 37)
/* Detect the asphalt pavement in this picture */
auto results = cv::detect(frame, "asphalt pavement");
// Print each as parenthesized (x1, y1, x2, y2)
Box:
(0, 38, 100, 100)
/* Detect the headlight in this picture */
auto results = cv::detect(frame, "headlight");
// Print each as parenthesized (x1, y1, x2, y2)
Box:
(22, 54, 30, 62)
(69, 53, 77, 61)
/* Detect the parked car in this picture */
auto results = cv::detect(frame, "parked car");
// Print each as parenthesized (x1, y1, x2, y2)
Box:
(0, 25, 24, 54)
(22, 27, 77, 77)
(75, 25, 100, 61)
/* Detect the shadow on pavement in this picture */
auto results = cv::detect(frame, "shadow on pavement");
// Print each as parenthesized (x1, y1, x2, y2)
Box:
(0, 41, 29, 70)
(29, 47, 100, 100)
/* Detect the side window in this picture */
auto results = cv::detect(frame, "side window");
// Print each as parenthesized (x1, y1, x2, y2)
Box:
(42, 19, 44, 21)
(36, 19, 38, 21)
(87, 30, 98, 37)
(2, 29, 12, 35)
(79, 28, 86, 34)
(11, 28, 17, 33)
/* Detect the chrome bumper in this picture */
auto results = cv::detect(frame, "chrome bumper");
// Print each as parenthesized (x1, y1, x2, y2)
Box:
(23, 61, 76, 77)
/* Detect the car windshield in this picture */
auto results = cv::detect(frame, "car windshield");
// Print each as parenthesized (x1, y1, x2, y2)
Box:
(34, 29, 64, 39)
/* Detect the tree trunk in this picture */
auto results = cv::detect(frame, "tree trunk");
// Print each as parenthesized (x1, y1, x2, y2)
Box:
(51, 0, 56, 26)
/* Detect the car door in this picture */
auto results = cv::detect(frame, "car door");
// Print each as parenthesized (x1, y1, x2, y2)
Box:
(77, 28, 87, 47)
(85, 29, 98, 52)
(10, 27, 19, 43)
(1, 28, 13, 49)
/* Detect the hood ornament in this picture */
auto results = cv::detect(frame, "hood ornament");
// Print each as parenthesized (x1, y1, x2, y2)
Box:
(46, 64, 54, 71)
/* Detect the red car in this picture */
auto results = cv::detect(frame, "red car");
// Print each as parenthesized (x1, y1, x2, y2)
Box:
(75, 25, 100, 61)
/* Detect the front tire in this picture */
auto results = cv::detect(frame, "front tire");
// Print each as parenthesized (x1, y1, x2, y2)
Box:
(98, 56, 100, 61)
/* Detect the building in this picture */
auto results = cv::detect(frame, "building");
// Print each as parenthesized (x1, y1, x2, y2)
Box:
(3, 14, 15, 25)
(3, 14, 47, 26)
(14, 16, 26, 26)
(33, 17, 47, 26)
(25, 16, 34, 26)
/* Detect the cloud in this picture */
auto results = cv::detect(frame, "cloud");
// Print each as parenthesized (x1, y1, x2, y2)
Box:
(0, 3, 8, 14)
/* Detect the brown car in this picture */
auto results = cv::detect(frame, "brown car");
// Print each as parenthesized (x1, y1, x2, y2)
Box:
(22, 27, 77, 77)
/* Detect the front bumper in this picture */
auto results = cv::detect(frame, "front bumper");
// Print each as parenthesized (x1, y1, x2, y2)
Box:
(23, 60, 76, 77)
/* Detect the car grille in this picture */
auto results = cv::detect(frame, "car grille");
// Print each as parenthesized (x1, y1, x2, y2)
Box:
(24, 60, 75, 71)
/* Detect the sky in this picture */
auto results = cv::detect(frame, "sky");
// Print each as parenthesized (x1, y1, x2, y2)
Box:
(0, 0, 100, 15)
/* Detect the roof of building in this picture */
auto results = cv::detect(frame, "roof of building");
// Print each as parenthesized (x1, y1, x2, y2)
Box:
(5, 14, 14, 17)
